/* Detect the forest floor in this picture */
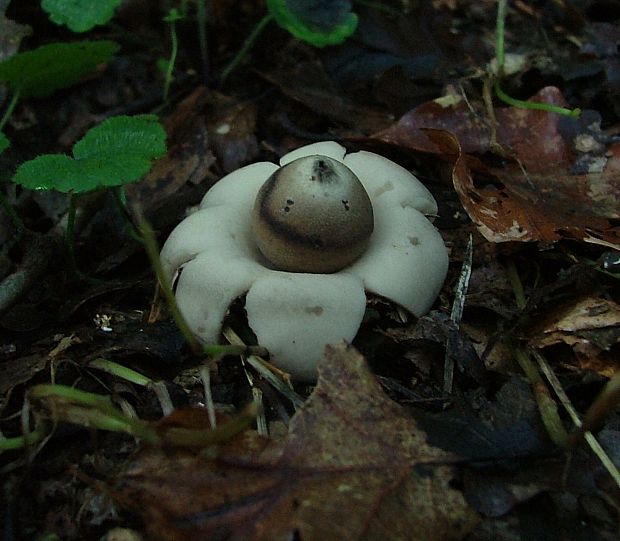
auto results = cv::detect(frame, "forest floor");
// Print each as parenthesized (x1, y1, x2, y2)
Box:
(1, 1, 619, 540)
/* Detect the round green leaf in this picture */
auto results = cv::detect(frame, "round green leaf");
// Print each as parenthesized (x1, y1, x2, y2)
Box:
(0, 40, 119, 98)
(266, 0, 358, 47)
(41, 0, 122, 33)
(13, 115, 167, 193)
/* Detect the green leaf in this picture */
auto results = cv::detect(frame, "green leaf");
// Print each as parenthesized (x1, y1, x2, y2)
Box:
(266, 0, 357, 47)
(13, 115, 167, 193)
(0, 40, 119, 98)
(41, 0, 122, 33)
(0, 132, 9, 154)
(163, 8, 183, 23)
(156, 58, 171, 74)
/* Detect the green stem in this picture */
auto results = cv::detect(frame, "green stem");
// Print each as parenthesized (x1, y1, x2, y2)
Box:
(202, 343, 269, 357)
(0, 89, 20, 132)
(0, 424, 47, 451)
(112, 186, 143, 243)
(495, 82, 581, 117)
(160, 403, 258, 447)
(220, 13, 274, 84)
(513, 347, 568, 447)
(163, 17, 179, 102)
(29, 384, 159, 443)
(89, 358, 153, 387)
(135, 208, 201, 353)
(495, 0, 507, 72)
(493, 0, 580, 117)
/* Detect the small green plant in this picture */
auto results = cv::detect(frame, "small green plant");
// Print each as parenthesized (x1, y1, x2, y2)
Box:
(220, 0, 358, 82)
(41, 0, 122, 33)
(13, 115, 166, 193)
(0, 383, 258, 451)
(0, 39, 120, 153)
(161, 8, 184, 102)
(267, 0, 358, 47)
(13, 115, 166, 273)
(494, 0, 580, 117)
(0, 40, 119, 99)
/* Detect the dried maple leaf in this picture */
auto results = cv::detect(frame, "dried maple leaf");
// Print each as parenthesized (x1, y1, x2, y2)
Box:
(113, 343, 478, 541)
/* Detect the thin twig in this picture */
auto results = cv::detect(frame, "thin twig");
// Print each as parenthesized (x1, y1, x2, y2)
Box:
(444, 234, 473, 393)
(533, 350, 620, 488)
(200, 365, 217, 429)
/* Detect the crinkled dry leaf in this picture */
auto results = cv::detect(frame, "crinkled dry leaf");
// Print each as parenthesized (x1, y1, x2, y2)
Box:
(430, 128, 620, 244)
(374, 87, 491, 155)
(530, 297, 620, 377)
(130, 88, 267, 216)
(374, 86, 574, 169)
(114, 343, 477, 541)
(374, 86, 620, 245)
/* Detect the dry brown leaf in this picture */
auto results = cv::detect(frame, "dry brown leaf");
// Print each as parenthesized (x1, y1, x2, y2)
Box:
(530, 297, 620, 377)
(126, 88, 260, 223)
(374, 88, 491, 155)
(374, 86, 574, 167)
(113, 343, 478, 541)
(373, 86, 620, 245)
(428, 128, 620, 244)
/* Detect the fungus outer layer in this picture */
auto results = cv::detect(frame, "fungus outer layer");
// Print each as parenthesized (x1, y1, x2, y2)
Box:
(160, 141, 449, 380)
(252, 155, 374, 273)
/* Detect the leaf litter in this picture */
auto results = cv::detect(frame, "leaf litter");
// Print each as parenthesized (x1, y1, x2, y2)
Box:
(114, 344, 478, 541)
(1, 1, 620, 540)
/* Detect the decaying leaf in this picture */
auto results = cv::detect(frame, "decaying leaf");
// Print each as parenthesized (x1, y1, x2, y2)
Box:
(431, 127, 620, 245)
(126, 88, 260, 224)
(530, 296, 620, 377)
(262, 52, 393, 134)
(373, 86, 620, 245)
(205, 91, 259, 173)
(114, 343, 478, 540)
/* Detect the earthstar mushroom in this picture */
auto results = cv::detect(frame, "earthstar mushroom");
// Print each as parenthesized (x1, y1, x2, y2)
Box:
(160, 141, 448, 380)
(252, 155, 374, 273)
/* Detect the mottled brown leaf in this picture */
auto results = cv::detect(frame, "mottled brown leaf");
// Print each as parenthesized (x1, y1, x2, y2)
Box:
(374, 86, 574, 171)
(374, 87, 620, 244)
(374, 90, 491, 155)
(530, 297, 620, 377)
(114, 344, 477, 541)
(427, 129, 620, 244)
